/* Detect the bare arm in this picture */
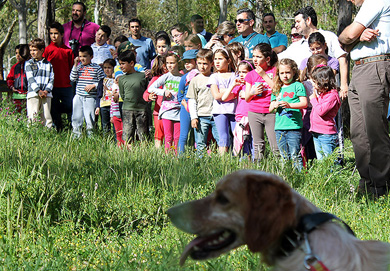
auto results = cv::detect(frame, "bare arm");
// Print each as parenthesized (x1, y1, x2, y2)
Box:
(338, 55, 349, 99)
(339, 22, 366, 52)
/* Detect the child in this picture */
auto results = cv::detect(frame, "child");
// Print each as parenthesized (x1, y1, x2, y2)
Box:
(6, 44, 30, 112)
(226, 42, 245, 64)
(43, 22, 75, 131)
(209, 48, 237, 154)
(91, 25, 115, 65)
(222, 60, 254, 157)
(184, 34, 202, 51)
(95, 58, 116, 134)
(187, 49, 219, 154)
(300, 54, 328, 161)
(118, 50, 149, 144)
(177, 49, 199, 155)
(70, 45, 105, 138)
(299, 32, 339, 73)
(244, 43, 279, 160)
(110, 75, 125, 146)
(143, 55, 168, 148)
(148, 51, 183, 154)
(309, 65, 341, 160)
(155, 32, 171, 57)
(25, 38, 54, 128)
(269, 58, 307, 170)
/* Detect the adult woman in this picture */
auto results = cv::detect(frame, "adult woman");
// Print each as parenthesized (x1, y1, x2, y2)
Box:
(170, 23, 190, 46)
(205, 21, 236, 50)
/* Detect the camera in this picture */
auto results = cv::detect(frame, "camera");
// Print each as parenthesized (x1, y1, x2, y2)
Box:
(69, 39, 79, 54)
(215, 35, 223, 40)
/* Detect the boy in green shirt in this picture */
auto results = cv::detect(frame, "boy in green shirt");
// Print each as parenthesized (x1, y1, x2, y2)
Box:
(118, 50, 149, 143)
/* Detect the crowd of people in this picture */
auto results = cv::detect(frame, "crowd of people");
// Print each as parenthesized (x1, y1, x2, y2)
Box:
(5, 1, 390, 196)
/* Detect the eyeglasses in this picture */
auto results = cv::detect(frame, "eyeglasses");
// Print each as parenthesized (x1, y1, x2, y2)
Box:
(172, 32, 183, 39)
(290, 33, 302, 38)
(225, 33, 235, 38)
(235, 18, 251, 24)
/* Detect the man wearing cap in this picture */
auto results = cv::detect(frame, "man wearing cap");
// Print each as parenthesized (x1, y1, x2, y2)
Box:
(128, 18, 156, 74)
(228, 8, 270, 59)
(339, 0, 390, 198)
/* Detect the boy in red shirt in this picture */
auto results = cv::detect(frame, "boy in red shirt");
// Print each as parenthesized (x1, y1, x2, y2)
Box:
(43, 22, 75, 131)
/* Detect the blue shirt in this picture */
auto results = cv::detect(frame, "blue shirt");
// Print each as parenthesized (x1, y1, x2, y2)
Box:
(229, 32, 270, 59)
(266, 31, 288, 49)
(91, 43, 115, 65)
(128, 36, 157, 70)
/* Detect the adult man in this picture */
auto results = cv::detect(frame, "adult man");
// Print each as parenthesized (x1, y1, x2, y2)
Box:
(279, 6, 348, 96)
(128, 18, 156, 72)
(262, 12, 287, 53)
(339, 0, 390, 198)
(190, 14, 213, 42)
(63, 2, 100, 56)
(229, 8, 270, 59)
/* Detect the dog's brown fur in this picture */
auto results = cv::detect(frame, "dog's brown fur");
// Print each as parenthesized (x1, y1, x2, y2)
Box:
(168, 170, 390, 271)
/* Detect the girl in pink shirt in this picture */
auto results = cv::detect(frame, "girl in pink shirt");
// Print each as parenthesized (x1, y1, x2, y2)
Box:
(244, 43, 279, 161)
(309, 65, 341, 160)
(222, 60, 254, 156)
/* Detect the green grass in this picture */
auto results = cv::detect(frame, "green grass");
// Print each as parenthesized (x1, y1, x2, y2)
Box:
(0, 100, 389, 270)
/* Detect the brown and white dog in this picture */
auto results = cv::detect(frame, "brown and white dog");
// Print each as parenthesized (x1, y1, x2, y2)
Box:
(167, 170, 390, 271)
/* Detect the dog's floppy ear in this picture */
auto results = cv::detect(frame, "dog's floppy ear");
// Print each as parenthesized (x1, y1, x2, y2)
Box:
(244, 174, 296, 252)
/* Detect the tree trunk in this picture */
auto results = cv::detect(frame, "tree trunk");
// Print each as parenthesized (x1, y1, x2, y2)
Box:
(253, 0, 264, 33)
(0, 18, 17, 80)
(38, 0, 48, 40)
(218, 0, 229, 25)
(18, 0, 27, 44)
(94, 0, 99, 25)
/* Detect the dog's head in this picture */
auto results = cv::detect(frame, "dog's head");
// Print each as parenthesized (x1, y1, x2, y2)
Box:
(167, 170, 297, 265)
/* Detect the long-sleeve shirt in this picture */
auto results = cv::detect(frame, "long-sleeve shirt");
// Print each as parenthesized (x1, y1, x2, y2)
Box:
(25, 58, 54, 99)
(43, 42, 74, 88)
(70, 63, 105, 97)
(310, 89, 341, 134)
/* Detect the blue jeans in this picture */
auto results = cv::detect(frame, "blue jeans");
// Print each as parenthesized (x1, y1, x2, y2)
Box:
(100, 106, 111, 134)
(312, 132, 338, 160)
(72, 94, 96, 137)
(194, 116, 219, 154)
(275, 129, 302, 170)
(178, 105, 191, 155)
(213, 114, 236, 147)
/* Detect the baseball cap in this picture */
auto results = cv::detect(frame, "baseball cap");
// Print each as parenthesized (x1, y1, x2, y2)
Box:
(118, 41, 141, 55)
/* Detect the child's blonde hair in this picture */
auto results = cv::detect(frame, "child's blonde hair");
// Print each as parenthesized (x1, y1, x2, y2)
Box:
(272, 58, 299, 96)
(226, 42, 245, 63)
(300, 54, 327, 82)
(184, 34, 202, 49)
(213, 47, 236, 72)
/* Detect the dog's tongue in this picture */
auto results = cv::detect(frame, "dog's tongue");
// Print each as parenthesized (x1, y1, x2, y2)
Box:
(179, 236, 205, 266)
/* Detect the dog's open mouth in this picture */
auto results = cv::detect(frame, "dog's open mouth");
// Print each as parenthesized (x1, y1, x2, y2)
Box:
(180, 229, 236, 265)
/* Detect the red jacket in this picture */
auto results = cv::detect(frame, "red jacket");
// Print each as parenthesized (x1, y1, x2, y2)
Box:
(6, 61, 28, 94)
(43, 42, 74, 88)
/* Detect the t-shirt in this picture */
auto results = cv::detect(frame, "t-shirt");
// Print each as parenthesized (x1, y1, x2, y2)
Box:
(63, 20, 100, 54)
(148, 72, 182, 120)
(244, 67, 276, 113)
(70, 63, 105, 97)
(186, 73, 213, 117)
(43, 42, 74, 88)
(118, 71, 148, 111)
(350, 0, 390, 60)
(299, 55, 339, 71)
(128, 36, 157, 70)
(267, 31, 288, 49)
(231, 84, 249, 121)
(271, 81, 306, 130)
(208, 72, 237, 115)
(229, 32, 270, 59)
(91, 43, 115, 65)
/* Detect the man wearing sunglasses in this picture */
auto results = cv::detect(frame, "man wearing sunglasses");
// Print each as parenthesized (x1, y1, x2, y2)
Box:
(228, 8, 270, 59)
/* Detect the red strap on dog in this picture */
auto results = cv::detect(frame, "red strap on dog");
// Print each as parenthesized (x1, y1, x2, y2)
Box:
(308, 260, 330, 271)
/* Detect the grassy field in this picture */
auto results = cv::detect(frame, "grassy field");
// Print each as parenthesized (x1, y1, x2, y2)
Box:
(0, 100, 389, 270)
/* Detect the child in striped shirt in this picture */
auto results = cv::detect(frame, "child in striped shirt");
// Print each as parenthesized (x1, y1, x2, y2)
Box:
(70, 45, 105, 138)
(25, 38, 54, 128)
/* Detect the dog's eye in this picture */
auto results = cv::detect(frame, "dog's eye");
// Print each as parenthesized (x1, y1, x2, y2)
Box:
(216, 194, 229, 205)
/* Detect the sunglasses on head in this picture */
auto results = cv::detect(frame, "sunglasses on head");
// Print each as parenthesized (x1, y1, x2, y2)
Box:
(290, 33, 302, 38)
(235, 18, 251, 24)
